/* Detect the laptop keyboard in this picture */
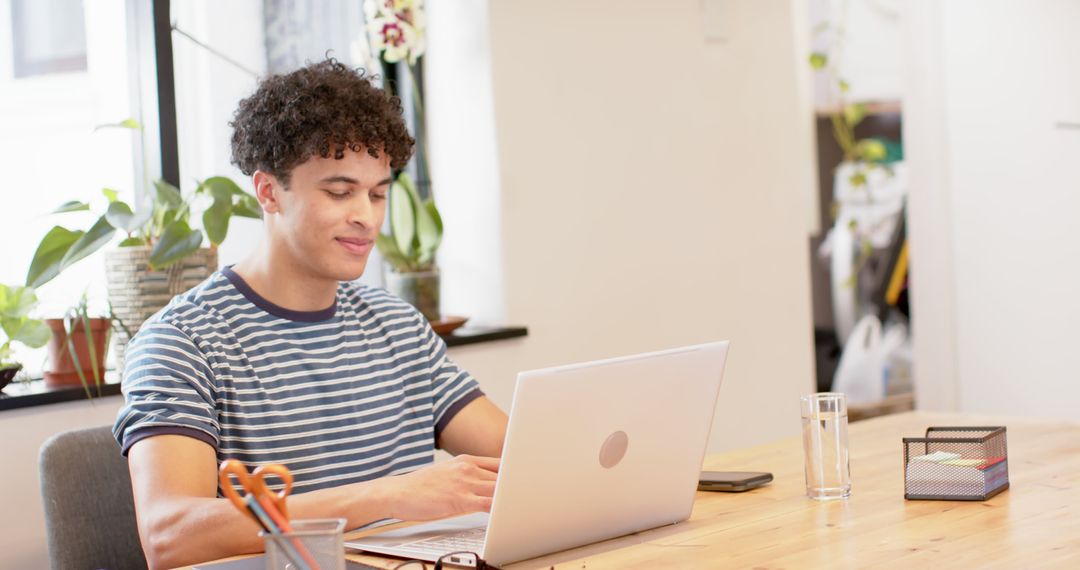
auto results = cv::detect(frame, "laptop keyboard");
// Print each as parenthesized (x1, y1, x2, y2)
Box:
(396, 527, 486, 556)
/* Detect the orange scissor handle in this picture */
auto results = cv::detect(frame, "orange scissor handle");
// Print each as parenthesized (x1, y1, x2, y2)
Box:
(219, 459, 258, 524)
(250, 463, 293, 519)
(218, 460, 295, 521)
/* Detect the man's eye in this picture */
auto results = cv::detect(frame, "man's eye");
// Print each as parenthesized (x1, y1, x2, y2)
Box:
(371, 192, 387, 201)
(325, 190, 351, 199)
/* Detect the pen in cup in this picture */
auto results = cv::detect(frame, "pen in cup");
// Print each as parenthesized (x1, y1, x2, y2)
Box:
(246, 495, 315, 570)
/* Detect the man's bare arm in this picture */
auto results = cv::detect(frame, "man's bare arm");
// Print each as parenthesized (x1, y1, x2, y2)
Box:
(436, 396, 509, 457)
(128, 434, 499, 569)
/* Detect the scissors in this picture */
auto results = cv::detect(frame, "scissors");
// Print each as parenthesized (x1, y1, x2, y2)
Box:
(218, 459, 294, 524)
(219, 460, 320, 570)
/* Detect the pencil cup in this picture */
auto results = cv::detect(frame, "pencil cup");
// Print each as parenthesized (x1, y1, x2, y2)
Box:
(262, 518, 346, 570)
(800, 392, 852, 500)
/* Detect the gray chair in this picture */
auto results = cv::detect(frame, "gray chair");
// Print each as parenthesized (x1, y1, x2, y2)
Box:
(39, 425, 147, 570)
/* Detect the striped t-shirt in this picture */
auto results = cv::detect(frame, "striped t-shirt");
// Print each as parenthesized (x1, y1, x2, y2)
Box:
(112, 267, 483, 495)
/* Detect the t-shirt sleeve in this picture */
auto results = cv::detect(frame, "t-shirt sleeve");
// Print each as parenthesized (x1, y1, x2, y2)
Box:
(416, 312, 484, 438)
(112, 321, 220, 456)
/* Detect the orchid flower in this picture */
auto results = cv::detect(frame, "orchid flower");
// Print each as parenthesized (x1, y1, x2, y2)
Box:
(365, 0, 426, 65)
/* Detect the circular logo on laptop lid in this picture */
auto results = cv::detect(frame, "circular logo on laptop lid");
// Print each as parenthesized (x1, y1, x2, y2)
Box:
(599, 430, 629, 468)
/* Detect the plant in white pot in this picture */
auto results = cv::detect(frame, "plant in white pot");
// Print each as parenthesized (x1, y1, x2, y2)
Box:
(27, 144, 259, 369)
(376, 172, 443, 321)
(809, 24, 906, 347)
(364, 0, 447, 323)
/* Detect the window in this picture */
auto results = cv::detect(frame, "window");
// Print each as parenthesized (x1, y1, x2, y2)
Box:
(0, 0, 138, 372)
(10, 0, 87, 78)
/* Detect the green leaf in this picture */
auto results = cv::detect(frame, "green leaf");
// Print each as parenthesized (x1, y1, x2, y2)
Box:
(0, 284, 11, 315)
(232, 194, 263, 219)
(849, 171, 867, 188)
(102, 188, 119, 203)
(148, 220, 202, 269)
(104, 201, 149, 233)
(809, 52, 828, 70)
(93, 118, 142, 131)
(52, 201, 89, 214)
(375, 233, 411, 272)
(59, 215, 116, 271)
(856, 139, 887, 163)
(838, 79, 850, 93)
(0, 284, 38, 318)
(26, 226, 84, 288)
(416, 198, 443, 266)
(118, 236, 148, 247)
(201, 176, 244, 202)
(202, 198, 231, 246)
(8, 318, 50, 348)
(843, 103, 867, 129)
(62, 314, 92, 399)
(153, 179, 183, 209)
(389, 177, 417, 257)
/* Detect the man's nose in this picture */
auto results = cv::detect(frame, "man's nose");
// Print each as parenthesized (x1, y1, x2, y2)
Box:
(348, 196, 376, 228)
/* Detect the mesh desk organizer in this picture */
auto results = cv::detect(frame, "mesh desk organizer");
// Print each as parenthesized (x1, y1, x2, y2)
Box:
(903, 426, 1009, 500)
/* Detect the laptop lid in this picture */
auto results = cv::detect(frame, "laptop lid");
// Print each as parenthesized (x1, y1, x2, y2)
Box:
(345, 341, 730, 566)
(481, 340, 729, 565)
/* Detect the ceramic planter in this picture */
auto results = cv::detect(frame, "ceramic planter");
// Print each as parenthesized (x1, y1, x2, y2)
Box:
(105, 246, 218, 370)
(385, 269, 441, 322)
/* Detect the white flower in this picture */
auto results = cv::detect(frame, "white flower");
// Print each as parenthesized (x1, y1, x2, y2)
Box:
(364, 0, 426, 65)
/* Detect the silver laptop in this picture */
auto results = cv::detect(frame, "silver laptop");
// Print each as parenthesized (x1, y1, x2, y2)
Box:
(346, 341, 730, 567)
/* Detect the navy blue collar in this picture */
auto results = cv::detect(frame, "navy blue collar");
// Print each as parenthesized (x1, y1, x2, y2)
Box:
(221, 266, 338, 323)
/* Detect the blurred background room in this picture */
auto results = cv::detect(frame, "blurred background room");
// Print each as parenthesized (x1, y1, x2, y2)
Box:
(1, 1, 1077, 567)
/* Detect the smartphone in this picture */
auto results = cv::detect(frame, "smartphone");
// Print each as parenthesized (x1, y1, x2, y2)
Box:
(698, 471, 773, 492)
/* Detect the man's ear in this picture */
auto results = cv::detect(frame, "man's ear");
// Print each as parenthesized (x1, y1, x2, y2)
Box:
(252, 170, 282, 214)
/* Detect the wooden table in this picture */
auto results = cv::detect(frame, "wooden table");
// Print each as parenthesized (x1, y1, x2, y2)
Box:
(342, 411, 1080, 569)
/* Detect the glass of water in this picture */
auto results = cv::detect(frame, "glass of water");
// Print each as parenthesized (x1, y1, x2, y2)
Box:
(800, 392, 852, 500)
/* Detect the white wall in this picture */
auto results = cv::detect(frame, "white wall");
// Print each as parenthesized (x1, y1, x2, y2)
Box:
(0, 397, 123, 569)
(424, 0, 507, 325)
(808, 0, 904, 107)
(444, 0, 817, 454)
(904, 0, 1080, 415)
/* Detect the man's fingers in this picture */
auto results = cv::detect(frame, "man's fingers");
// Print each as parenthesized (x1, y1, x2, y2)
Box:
(463, 455, 501, 472)
(472, 495, 494, 513)
(471, 465, 498, 481)
(468, 479, 497, 497)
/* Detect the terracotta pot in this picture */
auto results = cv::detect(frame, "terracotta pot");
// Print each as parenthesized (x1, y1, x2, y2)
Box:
(43, 318, 111, 389)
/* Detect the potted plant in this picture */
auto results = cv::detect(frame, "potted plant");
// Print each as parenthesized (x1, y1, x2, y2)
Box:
(40, 292, 125, 396)
(0, 284, 52, 392)
(809, 22, 906, 346)
(376, 172, 443, 321)
(364, 0, 448, 324)
(26, 121, 260, 368)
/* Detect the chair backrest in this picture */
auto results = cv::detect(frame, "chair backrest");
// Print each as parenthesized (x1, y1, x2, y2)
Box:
(39, 425, 147, 570)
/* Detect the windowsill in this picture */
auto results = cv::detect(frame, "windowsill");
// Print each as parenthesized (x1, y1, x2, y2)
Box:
(0, 325, 528, 412)
(0, 372, 123, 412)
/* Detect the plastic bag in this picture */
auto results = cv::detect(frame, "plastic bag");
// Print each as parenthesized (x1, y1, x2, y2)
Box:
(832, 314, 906, 404)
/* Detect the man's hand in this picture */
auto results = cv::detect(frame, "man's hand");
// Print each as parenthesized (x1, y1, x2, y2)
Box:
(379, 455, 500, 521)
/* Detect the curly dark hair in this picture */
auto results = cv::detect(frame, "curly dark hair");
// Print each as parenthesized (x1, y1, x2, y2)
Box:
(230, 59, 414, 185)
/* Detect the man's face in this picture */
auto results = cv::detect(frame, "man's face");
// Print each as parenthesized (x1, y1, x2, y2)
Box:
(264, 148, 392, 283)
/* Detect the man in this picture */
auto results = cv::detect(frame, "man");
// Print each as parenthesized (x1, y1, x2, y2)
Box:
(113, 60, 507, 569)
